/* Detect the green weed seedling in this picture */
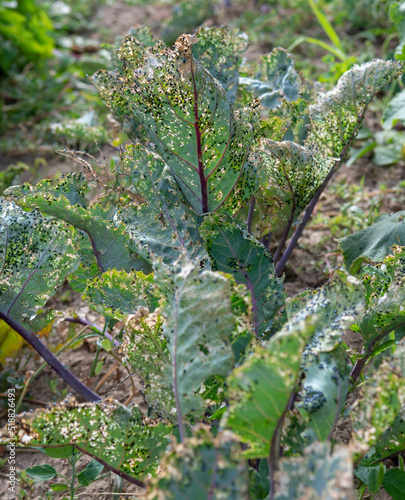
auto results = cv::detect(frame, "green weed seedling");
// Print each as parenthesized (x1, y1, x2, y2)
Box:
(0, 26, 404, 499)
(25, 449, 105, 500)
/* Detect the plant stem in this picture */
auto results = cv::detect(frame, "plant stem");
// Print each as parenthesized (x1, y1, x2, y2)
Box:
(0, 310, 101, 402)
(268, 413, 285, 500)
(190, 59, 208, 214)
(64, 317, 120, 347)
(20, 316, 104, 402)
(350, 321, 405, 384)
(247, 197, 256, 234)
(15, 371, 33, 414)
(275, 164, 335, 276)
(261, 232, 272, 248)
(275, 99, 372, 276)
(172, 287, 186, 442)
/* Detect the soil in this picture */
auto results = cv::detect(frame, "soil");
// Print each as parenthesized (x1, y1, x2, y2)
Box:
(0, 1, 404, 499)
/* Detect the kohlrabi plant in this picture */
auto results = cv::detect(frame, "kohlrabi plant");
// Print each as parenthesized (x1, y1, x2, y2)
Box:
(1, 26, 405, 499)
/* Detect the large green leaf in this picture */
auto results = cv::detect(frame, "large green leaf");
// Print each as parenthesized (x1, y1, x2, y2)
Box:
(256, 140, 334, 233)
(148, 426, 249, 499)
(274, 442, 354, 499)
(0, 397, 170, 482)
(297, 347, 349, 441)
(225, 318, 314, 458)
(200, 216, 285, 337)
(121, 257, 250, 422)
(0, 199, 80, 330)
(92, 34, 259, 215)
(383, 468, 405, 500)
(239, 48, 304, 109)
(114, 144, 206, 265)
(193, 27, 248, 104)
(6, 175, 148, 274)
(286, 272, 363, 440)
(339, 211, 405, 273)
(306, 60, 403, 158)
(154, 254, 236, 419)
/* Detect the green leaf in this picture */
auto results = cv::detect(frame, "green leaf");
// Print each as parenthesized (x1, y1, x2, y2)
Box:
(383, 468, 405, 500)
(308, 0, 345, 56)
(274, 442, 354, 499)
(5, 171, 88, 207)
(286, 270, 364, 353)
(77, 459, 104, 486)
(360, 247, 405, 351)
(121, 308, 175, 418)
(256, 140, 334, 234)
(26, 464, 57, 481)
(225, 319, 314, 458)
(354, 463, 386, 493)
(200, 216, 285, 337)
(0, 200, 80, 330)
(221, 156, 266, 216)
(44, 446, 75, 459)
(193, 27, 248, 103)
(306, 60, 403, 158)
(115, 144, 206, 265)
(352, 352, 405, 454)
(382, 88, 405, 130)
(92, 35, 259, 215)
(297, 347, 349, 441)
(368, 408, 405, 464)
(284, 272, 363, 440)
(83, 269, 156, 320)
(240, 48, 304, 109)
(154, 254, 236, 419)
(147, 426, 249, 500)
(5, 176, 148, 275)
(1, 398, 171, 481)
(0, 320, 24, 364)
(50, 483, 69, 492)
(339, 212, 405, 273)
(390, 1, 405, 59)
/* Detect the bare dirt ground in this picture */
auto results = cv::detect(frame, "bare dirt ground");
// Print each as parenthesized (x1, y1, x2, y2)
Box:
(0, 1, 404, 499)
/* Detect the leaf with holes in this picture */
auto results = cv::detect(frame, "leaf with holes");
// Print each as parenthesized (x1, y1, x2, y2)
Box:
(274, 442, 354, 499)
(148, 426, 249, 500)
(193, 27, 248, 104)
(92, 34, 259, 215)
(121, 308, 175, 419)
(0, 199, 80, 330)
(240, 48, 304, 109)
(306, 60, 403, 158)
(225, 316, 315, 458)
(358, 245, 405, 350)
(0, 397, 171, 484)
(114, 144, 206, 265)
(154, 253, 236, 419)
(200, 216, 285, 337)
(255, 140, 334, 233)
(352, 345, 405, 458)
(6, 175, 148, 274)
(83, 269, 156, 320)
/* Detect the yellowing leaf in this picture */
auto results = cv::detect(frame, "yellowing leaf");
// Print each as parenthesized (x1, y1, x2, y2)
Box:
(0, 320, 24, 364)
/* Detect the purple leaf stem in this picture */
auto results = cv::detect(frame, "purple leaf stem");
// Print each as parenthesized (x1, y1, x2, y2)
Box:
(0, 310, 101, 402)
